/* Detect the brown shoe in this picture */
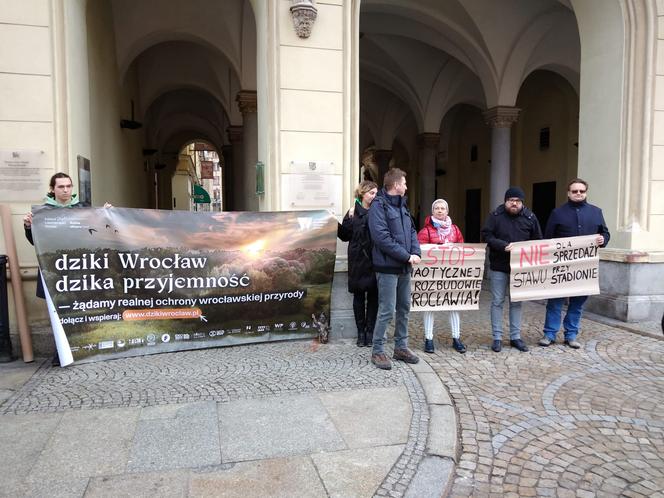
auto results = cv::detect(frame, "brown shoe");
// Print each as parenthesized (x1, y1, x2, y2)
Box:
(393, 348, 420, 364)
(371, 353, 392, 370)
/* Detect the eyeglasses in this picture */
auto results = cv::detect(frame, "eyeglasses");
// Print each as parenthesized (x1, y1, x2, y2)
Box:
(570, 189, 586, 194)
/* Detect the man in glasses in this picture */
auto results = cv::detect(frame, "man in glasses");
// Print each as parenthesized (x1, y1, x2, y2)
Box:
(482, 187, 542, 353)
(538, 178, 610, 349)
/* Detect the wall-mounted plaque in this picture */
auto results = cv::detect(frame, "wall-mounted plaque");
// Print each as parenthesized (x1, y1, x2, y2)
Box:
(0, 149, 48, 202)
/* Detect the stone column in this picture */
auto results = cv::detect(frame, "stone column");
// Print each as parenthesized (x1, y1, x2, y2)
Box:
(483, 106, 520, 209)
(226, 126, 243, 211)
(417, 132, 440, 225)
(373, 149, 393, 186)
(221, 144, 233, 211)
(237, 90, 258, 211)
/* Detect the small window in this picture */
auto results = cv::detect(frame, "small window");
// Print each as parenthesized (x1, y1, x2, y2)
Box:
(539, 127, 550, 150)
(470, 144, 478, 162)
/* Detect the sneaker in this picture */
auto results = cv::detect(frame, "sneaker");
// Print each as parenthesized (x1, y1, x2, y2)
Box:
(424, 339, 435, 353)
(538, 336, 554, 347)
(510, 339, 529, 352)
(492, 340, 502, 352)
(393, 348, 420, 364)
(564, 339, 581, 349)
(452, 338, 466, 354)
(371, 353, 392, 370)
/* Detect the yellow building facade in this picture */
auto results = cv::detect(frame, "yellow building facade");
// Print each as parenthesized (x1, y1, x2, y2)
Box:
(1, 0, 663, 354)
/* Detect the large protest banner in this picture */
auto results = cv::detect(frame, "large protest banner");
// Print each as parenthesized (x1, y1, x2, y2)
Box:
(31, 207, 337, 365)
(509, 235, 600, 302)
(411, 243, 487, 311)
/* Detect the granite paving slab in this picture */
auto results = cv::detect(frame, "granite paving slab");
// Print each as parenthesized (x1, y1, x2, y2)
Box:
(128, 401, 220, 472)
(85, 470, 189, 497)
(188, 456, 327, 498)
(317, 386, 411, 448)
(311, 445, 405, 498)
(218, 393, 346, 461)
(27, 407, 140, 480)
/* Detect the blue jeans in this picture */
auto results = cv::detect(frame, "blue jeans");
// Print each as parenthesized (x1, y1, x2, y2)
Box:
(372, 272, 411, 354)
(490, 270, 522, 341)
(543, 296, 588, 341)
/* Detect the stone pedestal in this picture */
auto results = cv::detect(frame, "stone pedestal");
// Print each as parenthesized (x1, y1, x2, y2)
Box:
(330, 271, 357, 340)
(587, 259, 664, 321)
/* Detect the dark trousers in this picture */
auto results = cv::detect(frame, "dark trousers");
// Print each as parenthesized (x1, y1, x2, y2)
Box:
(353, 288, 378, 342)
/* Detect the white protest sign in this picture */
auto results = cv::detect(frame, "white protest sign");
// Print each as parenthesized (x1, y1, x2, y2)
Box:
(411, 243, 487, 311)
(509, 235, 600, 302)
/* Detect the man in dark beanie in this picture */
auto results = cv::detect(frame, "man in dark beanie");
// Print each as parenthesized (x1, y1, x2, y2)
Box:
(481, 186, 542, 353)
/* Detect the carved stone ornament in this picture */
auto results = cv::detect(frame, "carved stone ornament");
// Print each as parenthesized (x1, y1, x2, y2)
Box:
(236, 90, 257, 115)
(483, 106, 521, 128)
(290, 0, 318, 39)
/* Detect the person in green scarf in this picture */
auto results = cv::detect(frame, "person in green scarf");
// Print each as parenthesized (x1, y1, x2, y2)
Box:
(23, 172, 109, 365)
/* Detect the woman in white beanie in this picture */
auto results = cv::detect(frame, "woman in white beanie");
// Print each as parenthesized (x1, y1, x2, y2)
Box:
(417, 199, 466, 353)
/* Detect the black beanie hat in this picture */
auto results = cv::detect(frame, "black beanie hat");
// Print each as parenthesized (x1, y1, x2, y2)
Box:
(504, 186, 525, 201)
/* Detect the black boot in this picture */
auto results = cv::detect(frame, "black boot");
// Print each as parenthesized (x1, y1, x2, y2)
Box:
(452, 338, 466, 354)
(364, 324, 374, 347)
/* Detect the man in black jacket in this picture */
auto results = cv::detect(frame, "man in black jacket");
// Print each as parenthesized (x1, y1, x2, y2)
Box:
(538, 178, 610, 349)
(481, 187, 542, 353)
(368, 168, 421, 370)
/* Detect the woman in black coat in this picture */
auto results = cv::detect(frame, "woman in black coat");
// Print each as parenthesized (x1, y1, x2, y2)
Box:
(338, 181, 378, 346)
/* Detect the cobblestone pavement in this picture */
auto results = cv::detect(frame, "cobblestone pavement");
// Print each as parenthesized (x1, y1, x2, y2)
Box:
(407, 298, 664, 498)
(4, 296, 663, 497)
(1, 342, 407, 414)
(1, 341, 431, 497)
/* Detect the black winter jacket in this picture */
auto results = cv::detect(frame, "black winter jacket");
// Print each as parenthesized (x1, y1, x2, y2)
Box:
(25, 200, 89, 298)
(338, 202, 377, 293)
(481, 204, 542, 273)
(368, 189, 420, 274)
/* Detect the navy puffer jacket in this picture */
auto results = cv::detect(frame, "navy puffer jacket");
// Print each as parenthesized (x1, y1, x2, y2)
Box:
(368, 189, 420, 274)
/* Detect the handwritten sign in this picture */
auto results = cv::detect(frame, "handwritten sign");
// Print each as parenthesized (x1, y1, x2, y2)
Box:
(509, 235, 599, 302)
(411, 243, 487, 311)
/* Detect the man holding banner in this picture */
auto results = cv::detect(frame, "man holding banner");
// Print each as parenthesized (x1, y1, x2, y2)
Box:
(538, 178, 610, 349)
(368, 168, 421, 370)
(482, 187, 542, 353)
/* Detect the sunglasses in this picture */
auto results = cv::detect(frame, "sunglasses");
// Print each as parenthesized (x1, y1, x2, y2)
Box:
(570, 189, 587, 194)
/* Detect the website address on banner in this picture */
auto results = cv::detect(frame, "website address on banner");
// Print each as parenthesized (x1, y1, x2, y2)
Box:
(123, 308, 202, 321)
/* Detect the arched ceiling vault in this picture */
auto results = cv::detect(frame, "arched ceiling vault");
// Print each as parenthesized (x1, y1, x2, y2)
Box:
(360, 0, 580, 132)
(145, 88, 228, 154)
